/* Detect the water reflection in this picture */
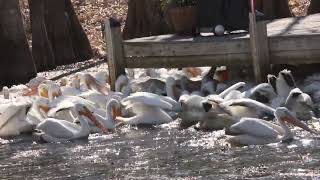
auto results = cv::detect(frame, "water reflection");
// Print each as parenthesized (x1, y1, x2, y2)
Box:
(1, 124, 320, 179)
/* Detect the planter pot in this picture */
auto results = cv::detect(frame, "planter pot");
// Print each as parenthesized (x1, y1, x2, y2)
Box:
(168, 6, 197, 35)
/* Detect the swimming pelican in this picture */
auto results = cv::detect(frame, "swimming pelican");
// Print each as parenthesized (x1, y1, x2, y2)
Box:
(36, 104, 108, 143)
(227, 107, 315, 146)
(0, 102, 34, 137)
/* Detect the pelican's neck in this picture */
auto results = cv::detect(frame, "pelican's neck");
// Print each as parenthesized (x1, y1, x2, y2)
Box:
(77, 115, 91, 136)
(106, 99, 120, 121)
(3, 87, 9, 99)
(275, 114, 293, 142)
(219, 82, 245, 98)
(166, 83, 175, 100)
(276, 77, 292, 98)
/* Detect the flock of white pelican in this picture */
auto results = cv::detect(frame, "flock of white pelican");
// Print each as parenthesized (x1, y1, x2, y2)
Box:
(0, 67, 319, 146)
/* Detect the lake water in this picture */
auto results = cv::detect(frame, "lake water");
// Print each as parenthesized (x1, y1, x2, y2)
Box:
(1, 120, 320, 179)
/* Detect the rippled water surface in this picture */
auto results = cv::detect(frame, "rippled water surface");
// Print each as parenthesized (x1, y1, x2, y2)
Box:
(1, 121, 320, 179)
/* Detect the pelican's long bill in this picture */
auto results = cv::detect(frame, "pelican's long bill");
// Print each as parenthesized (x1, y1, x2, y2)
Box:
(39, 105, 50, 114)
(79, 107, 108, 134)
(283, 110, 316, 134)
(112, 107, 122, 123)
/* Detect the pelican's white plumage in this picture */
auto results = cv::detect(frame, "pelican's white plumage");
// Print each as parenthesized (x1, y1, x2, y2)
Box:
(0, 102, 34, 137)
(121, 92, 173, 111)
(227, 107, 315, 146)
(37, 104, 107, 142)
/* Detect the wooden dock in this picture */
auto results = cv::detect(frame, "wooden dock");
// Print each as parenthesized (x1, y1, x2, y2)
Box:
(105, 13, 320, 90)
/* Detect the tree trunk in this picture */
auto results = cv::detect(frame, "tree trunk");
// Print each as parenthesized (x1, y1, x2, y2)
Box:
(308, 0, 320, 14)
(65, 0, 93, 62)
(0, 0, 36, 86)
(29, 0, 55, 71)
(255, 0, 292, 20)
(123, 0, 171, 40)
(44, 0, 75, 66)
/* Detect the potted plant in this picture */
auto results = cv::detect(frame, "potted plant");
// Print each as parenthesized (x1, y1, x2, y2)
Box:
(165, 0, 197, 35)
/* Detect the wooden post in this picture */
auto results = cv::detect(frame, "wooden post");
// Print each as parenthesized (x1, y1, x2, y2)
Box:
(249, 13, 270, 83)
(104, 18, 126, 91)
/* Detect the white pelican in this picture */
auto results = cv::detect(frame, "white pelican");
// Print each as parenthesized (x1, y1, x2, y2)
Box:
(179, 95, 207, 128)
(95, 71, 110, 85)
(93, 98, 121, 131)
(130, 76, 166, 95)
(26, 97, 50, 125)
(166, 76, 183, 100)
(59, 77, 68, 87)
(276, 69, 296, 98)
(115, 92, 175, 125)
(23, 76, 46, 96)
(227, 107, 315, 146)
(0, 102, 34, 137)
(36, 104, 108, 143)
(285, 88, 314, 121)
(75, 72, 109, 95)
(115, 74, 131, 96)
(2, 86, 9, 99)
(61, 77, 82, 97)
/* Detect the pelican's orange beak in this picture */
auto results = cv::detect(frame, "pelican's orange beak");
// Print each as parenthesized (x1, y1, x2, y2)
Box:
(80, 107, 108, 134)
(39, 105, 50, 114)
(23, 86, 38, 96)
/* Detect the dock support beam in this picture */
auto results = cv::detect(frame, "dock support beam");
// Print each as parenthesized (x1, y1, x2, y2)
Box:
(249, 13, 270, 83)
(104, 18, 126, 91)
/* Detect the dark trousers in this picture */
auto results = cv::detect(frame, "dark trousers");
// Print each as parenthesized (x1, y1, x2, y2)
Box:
(197, 0, 249, 31)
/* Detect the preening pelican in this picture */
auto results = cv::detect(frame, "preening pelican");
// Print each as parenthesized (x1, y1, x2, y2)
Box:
(115, 92, 174, 125)
(36, 104, 108, 143)
(93, 98, 121, 131)
(227, 107, 315, 146)
(0, 102, 34, 137)
(26, 97, 50, 125)
(75, 73, 109, 95)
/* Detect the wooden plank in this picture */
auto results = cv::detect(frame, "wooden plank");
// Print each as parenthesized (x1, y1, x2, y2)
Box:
(125, 54, 250, 68)
(104, 18, 126, 91)
(249, 13, 270, 83)
(271, 49, 320, 65)
(124, 39, 250, 57)
(269, 35, 320, 51)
